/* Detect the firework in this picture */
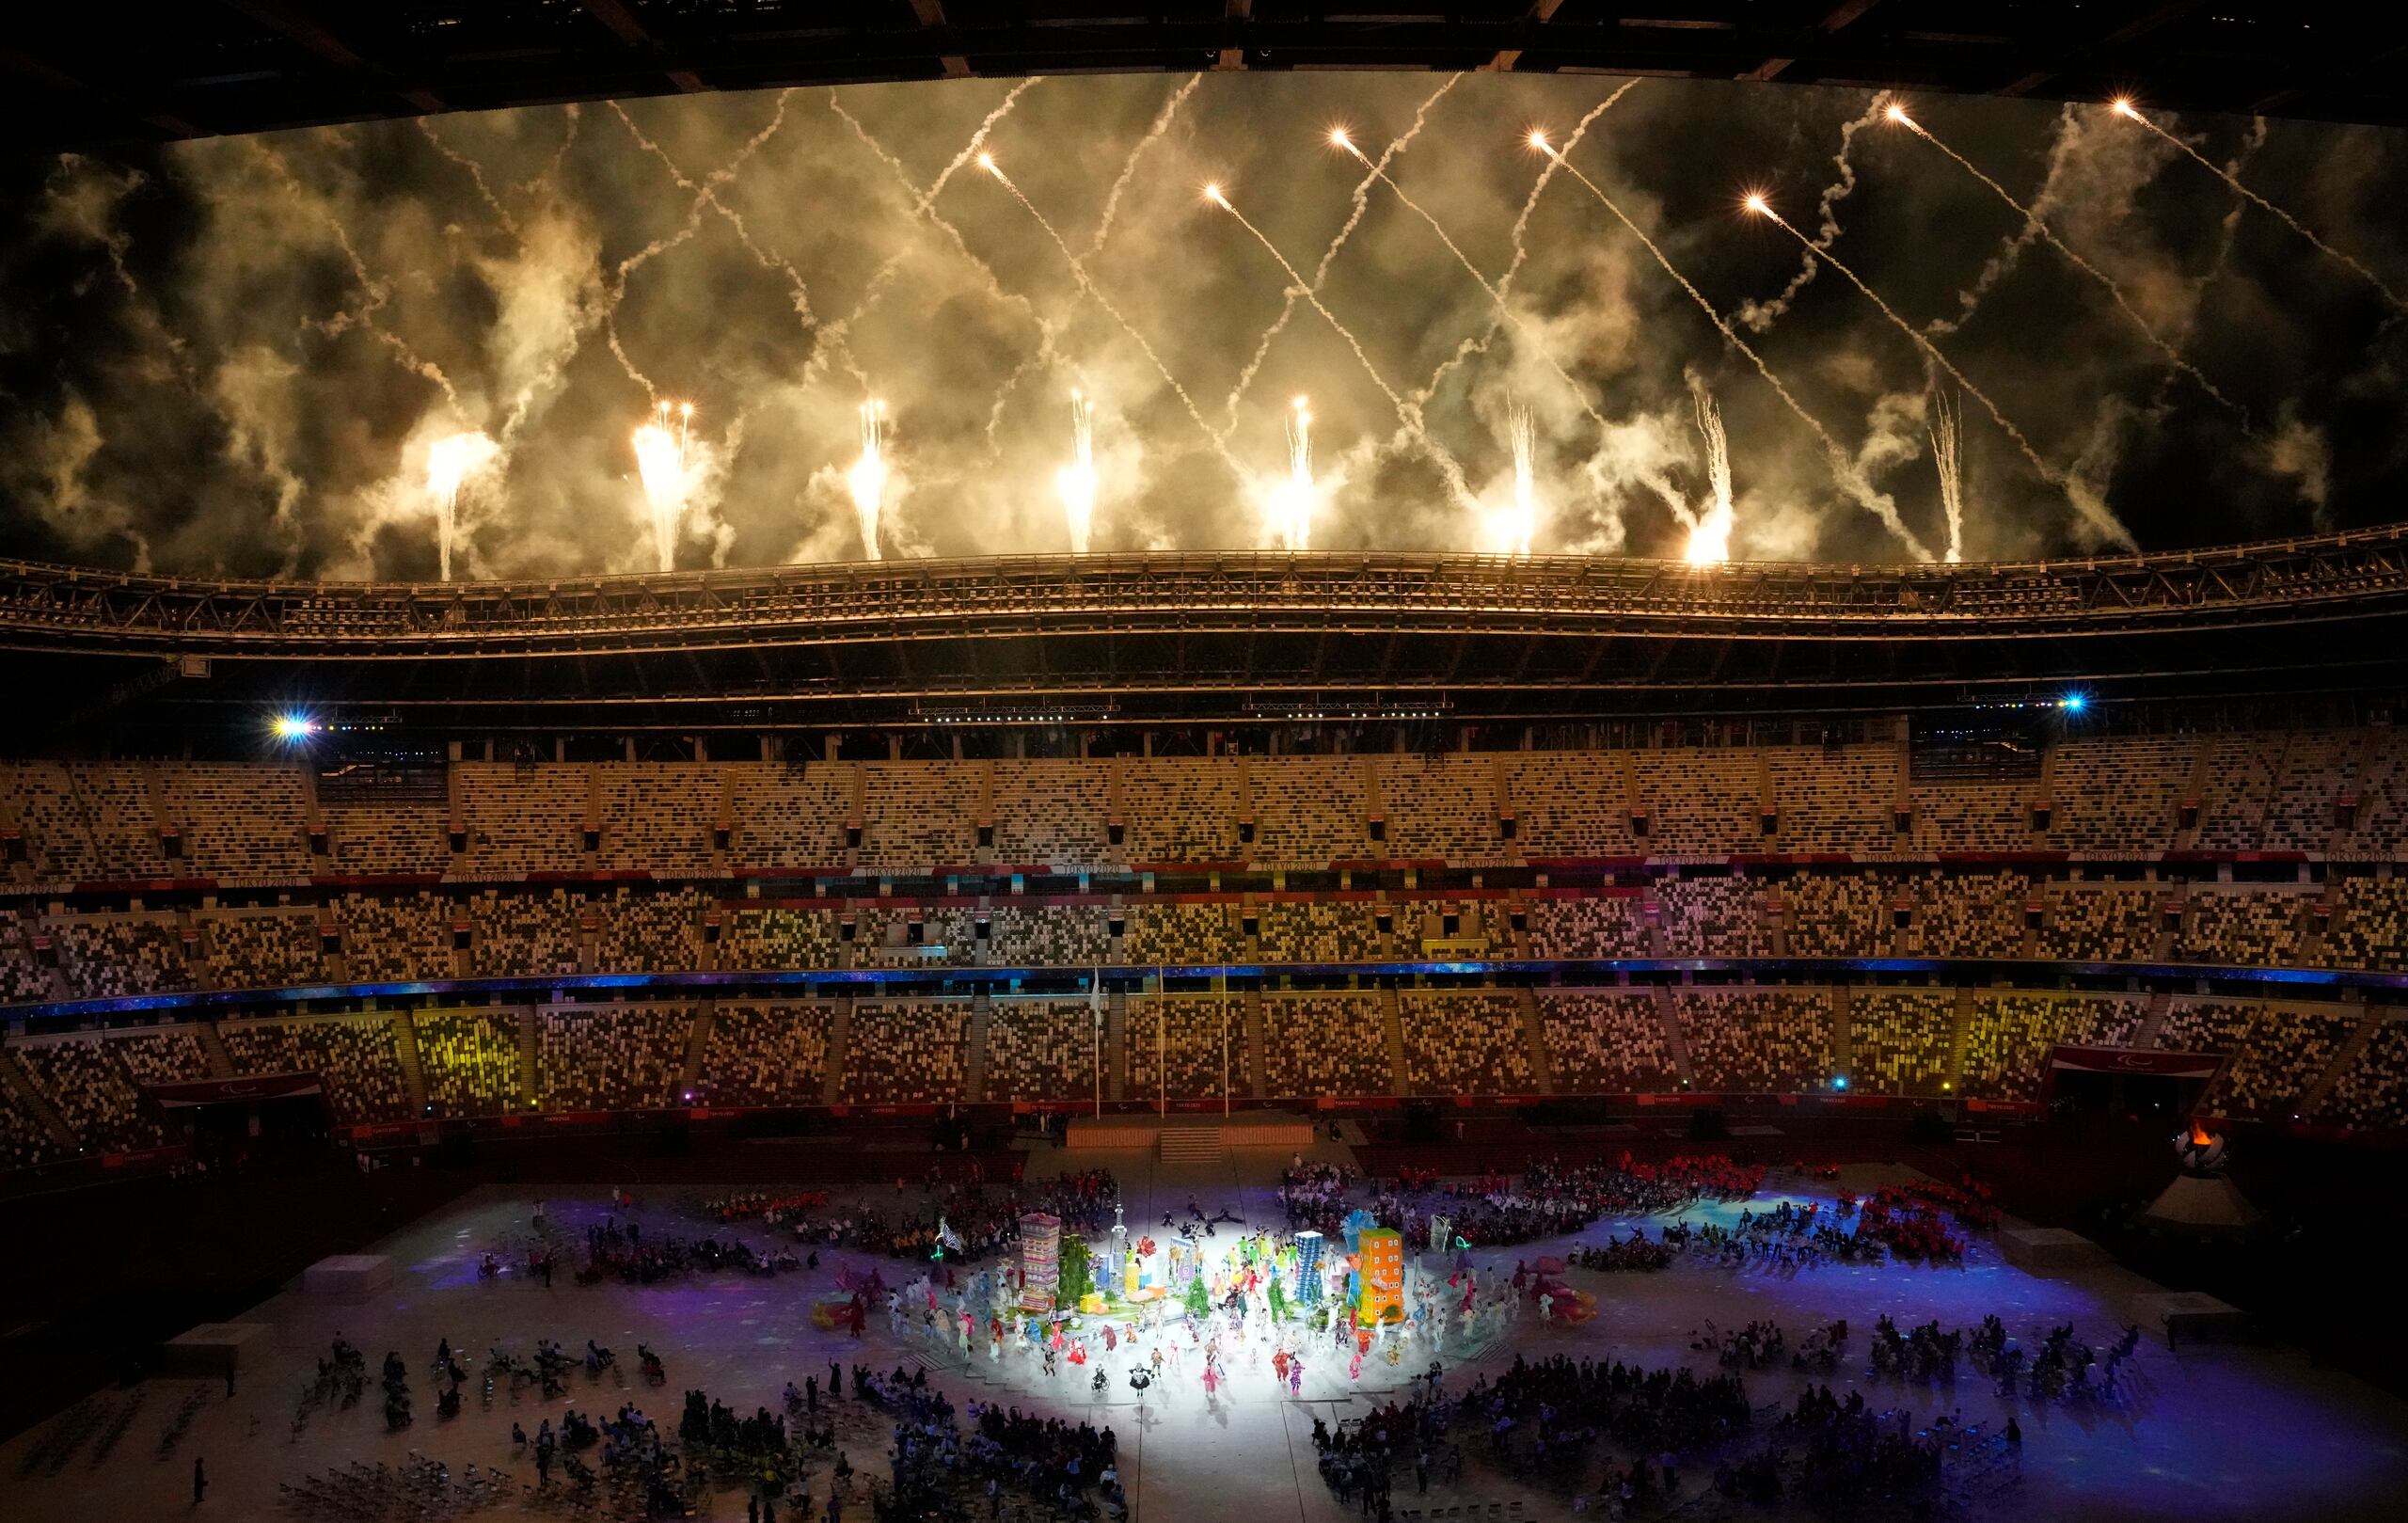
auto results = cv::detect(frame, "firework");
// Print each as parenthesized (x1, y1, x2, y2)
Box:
(1684, 383, 1734, 566)
(630, 400, 694, 573)
(1088, 75, 1202, 258)
(1748, 194, 2132, 550)
(1332, 130, 1611, 451)
(1223, 75, 1461, 433)
(1414, 81, 1641, 417)
(1206, 182, 1474, 508)
(1929, 388, 1965, 563)
(1056, 388, 1099, 554)
(1885, 103, 2242, 418)
(2114, 100, 2408, 313)
(1501, 404, 1538, 557)
(1738, 98, 1887, 335)
(255, 140, 461, 412)
(612, 97, 817, 330)
(977, 156, 1242, 478)
(831, 96, 1058, 437)
(417, 118, 519, 240)
(600, 94, 798, 397)
(1532, 136, 1930, 561)
(849, 398, 890, 562)
(1272, 396, 1317, 550)
(423, 431, 499, 582)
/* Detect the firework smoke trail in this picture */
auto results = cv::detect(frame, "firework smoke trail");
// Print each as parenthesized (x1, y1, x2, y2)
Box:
(631, 400, 695, 572)
(1684, 380, 1735, 566)
(253, 141, 464, 412)
(1738, 99, 1886, 334)
(1926, 105, 2074, 341)
(1221, 74, 1461, 435)
(821, 86, 1056, 405)
(849, 398, 891, 561)
(1888, 105, 2244, 419)
(2116, 101, 2408, 313)
(1086, 75, 1202, 258)
(2153, 118, 2269, 414)
(517, 103, 582, 204)
(1207, 183, 1475, 507)
(955, 77, 1203, 459)
(1506, 404, 1538, 557)
(418, 119, 520, 239)
(1751, 198, 2133, 550)
(981, 160, 1243, 479)
(1275, 396, 1317, 549)
(600, 97, 796, 397)
(960, 74, 1206, 454)
(425, 431, 499, 581)
(1057, 389, 1099, 554)
(611, 95, 816, 326)
(1413, 81, 1641, 413)
(1929, 387, 1965, 563)
(1536, 140, 1931, 562)
(1334, 122, 1689, 530)
(1333, 131, 1620, 453)
(835, 80, 1041, 326)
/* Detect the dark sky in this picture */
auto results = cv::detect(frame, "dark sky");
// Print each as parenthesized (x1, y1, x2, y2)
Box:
(0, 71, 2400, 580)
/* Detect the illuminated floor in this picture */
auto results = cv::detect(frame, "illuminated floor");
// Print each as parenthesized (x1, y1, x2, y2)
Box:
(3, 1144, 2403, 1523)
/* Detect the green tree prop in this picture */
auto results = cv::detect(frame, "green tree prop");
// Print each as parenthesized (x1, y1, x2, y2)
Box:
(1267, 1274, 1289, 1323)
(1184, 1271, 1211, 1320)
(1059, 1236, 1095, 1304)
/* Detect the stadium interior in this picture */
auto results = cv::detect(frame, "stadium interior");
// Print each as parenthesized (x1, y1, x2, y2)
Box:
(7, 548, 2408, 1519)
(8, 10, 2408, 1520)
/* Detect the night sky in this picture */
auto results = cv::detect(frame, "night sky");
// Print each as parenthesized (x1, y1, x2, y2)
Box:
(0, 71, 2400, 580)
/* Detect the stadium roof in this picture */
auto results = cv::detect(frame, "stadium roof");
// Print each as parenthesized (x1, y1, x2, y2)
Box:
(5, 527, 2408, 735)
(2, 3, 2400, 153)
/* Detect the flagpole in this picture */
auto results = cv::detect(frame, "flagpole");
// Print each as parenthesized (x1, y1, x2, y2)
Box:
(1156, 963, 1165, 1118)
(1092, 964, 1102, 1119)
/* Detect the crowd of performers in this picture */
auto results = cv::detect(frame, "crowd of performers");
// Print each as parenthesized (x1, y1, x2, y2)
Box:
(339, 1152, 2162, 1523)
(849, 1194, 1621, 1408)
(1279, 1158, 1988, 1301)
(1299, 1335, 2043, 1517)
(1280, 1155, 1766, 1247)
(1841, 1179, 2000, 1263)
(832, 1366, 1130, 1523)
(693, 1169, 1119, 1267)
(578, 1215, 809, 1284)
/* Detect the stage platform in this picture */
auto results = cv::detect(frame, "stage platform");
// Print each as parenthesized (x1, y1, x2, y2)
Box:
(1065, 1111, 1317, 1154)
(302, 1253, 393, 1298)
(2001, 1227, 2113, 1271)
(2131, 1290, 2257, 1348)
(160, 1323, 271, 1378)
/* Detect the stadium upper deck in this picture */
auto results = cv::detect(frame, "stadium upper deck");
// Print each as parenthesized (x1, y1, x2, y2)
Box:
(7, 530, 2408, 732)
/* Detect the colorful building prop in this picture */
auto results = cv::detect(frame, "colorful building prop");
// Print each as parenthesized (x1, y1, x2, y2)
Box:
(1357, 1227, 1404, 1325)
(1294, 1230, 1324, 1305)
(1020, 1213, 1061, 1311)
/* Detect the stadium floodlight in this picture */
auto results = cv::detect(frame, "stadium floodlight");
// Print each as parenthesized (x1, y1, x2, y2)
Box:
(271, 713, 317, 741)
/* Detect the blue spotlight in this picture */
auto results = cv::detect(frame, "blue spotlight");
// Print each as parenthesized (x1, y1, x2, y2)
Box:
(1832, 1074, 1849, 1092)
(2059, 692, 2087, 714)
(271, 713, 317, 741)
